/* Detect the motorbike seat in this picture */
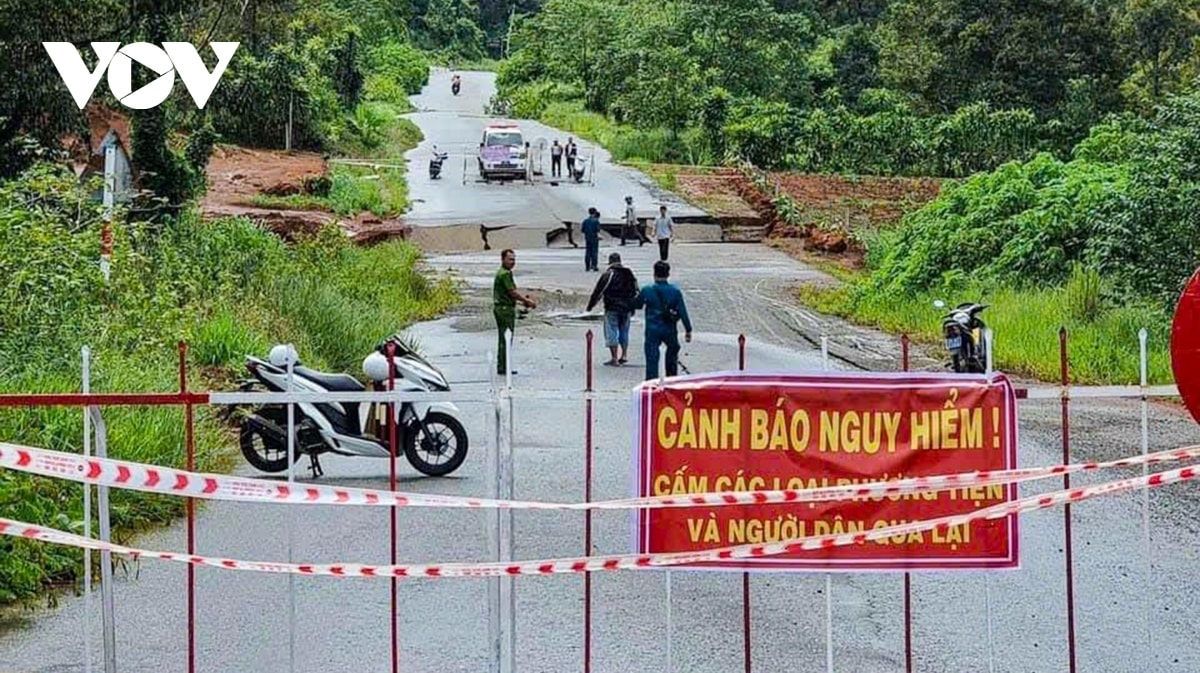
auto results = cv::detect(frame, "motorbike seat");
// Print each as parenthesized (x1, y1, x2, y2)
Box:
(295, 367, 366, 392)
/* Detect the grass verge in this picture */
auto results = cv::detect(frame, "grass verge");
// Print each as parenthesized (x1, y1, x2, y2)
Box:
(539, 102, 700, 163)
(798, 272, 1171, 385)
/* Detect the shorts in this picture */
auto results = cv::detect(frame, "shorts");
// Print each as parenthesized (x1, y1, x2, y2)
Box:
(604, 310, 632, 348)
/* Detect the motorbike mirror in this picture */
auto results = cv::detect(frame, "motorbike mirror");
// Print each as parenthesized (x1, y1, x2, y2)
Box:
(933, 300, 946, 309)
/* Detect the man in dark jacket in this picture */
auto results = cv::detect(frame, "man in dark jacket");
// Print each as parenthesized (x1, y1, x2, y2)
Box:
(587, 252, 639, 366)
(634, 261, 692, 380)
(581, 207, 602, 271)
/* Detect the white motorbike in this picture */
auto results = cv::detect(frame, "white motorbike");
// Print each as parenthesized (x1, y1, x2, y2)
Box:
(237, 334, 468, 478)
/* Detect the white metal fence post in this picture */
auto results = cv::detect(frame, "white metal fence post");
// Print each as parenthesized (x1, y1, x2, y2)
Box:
(983, 326, 997, 673)
(665, 571, 674, 673)
(88, 406, 116, 673)
(286, 348, 297, 673)
(501, 329, 516, 673)
(820, 337, 834, 673)
(985, 327, 994, 375)
(82, 347, 94, 673)
(1139, 328, 1152, 665)
(488, 353, 503, 673)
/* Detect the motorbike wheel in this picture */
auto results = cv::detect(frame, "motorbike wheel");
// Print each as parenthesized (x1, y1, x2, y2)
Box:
(239, 422, 295, 474)
(404, 412, 469, 477)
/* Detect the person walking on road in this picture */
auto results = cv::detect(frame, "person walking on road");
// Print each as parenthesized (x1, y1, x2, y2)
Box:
(622, 195, 647, 246)
(493, 249, 537, 375)
(582, 207, 602, 272)
(566, 138, 578, 176)
(634, 261, 692, 381)
(587, 252, 639, 366)
(550, 139, 564, 178)
(654, 205, 675, 261)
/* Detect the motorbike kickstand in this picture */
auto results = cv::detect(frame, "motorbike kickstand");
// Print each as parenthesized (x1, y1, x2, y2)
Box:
(307, 453, 325, 479)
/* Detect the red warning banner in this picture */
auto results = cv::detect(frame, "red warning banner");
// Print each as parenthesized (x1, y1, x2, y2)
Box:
(634, 372, 1020, 571)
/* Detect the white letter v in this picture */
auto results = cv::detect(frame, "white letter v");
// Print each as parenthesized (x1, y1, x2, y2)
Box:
(42, 42, 120, 109)
(164, 42, 240, 109)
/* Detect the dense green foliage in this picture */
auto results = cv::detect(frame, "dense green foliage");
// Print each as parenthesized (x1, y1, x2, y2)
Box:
(0, 0, 435, 213)
(206, 2, 431, 154)
(496, 0, 1200, 176)
(0, 165, 456, 602)
(805, 89, 1200, 385)
(868, 91, 1200, 304)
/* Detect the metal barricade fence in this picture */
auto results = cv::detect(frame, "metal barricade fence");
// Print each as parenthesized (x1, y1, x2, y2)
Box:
(0, 326, 1188, 673)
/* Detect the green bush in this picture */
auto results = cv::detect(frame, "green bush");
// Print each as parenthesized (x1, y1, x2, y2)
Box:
(867, 153, 1128, 294)
(504, 80, 584, 119)
(866, 89, 1200, 304)
(190, 310, 271, 368)
(347, 103, 391, 150)
(363, 40, 430, 106)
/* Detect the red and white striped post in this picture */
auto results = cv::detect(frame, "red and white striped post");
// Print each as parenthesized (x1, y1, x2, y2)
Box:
(387, 342, 400, 673)
(179, 342, 196, 673)
(1060, 328, 1078, 673)
(583, 331, 595, 673)
(738, 335, 751, 673)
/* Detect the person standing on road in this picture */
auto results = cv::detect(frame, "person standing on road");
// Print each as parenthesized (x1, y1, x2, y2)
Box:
(494, 249, 537, 375)
(654, 205, 675, 261)
(622, 195, 646, 247)
(634, 261, 692, 380)
(566, 138, 578, 177)
(551, 139, 564, 178)
(587, 252, 639, 366)
(582, 207, 602, 272)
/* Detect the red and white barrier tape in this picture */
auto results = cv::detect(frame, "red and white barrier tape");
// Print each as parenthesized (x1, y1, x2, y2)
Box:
(2, 441, 1198, 512)
(1, 462, 1195, 578)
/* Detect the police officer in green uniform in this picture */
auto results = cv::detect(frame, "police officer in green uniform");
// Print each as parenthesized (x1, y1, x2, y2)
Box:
(493, 249, 537, 375)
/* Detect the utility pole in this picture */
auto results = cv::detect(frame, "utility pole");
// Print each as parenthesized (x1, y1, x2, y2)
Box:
(503, 5, 516, 59)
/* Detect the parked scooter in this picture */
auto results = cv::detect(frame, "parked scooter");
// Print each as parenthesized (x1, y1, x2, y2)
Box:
(429, 146, 449, 180)
(935, 300, 989, 373)
(237, 335, 468, 478)
(570, 155, 587, 183)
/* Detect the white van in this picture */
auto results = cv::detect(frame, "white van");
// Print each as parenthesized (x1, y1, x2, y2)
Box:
(478, 124, 528, 181)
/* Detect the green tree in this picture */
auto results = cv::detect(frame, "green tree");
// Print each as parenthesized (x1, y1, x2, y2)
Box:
(1118, 0, 1200, 108)
(877, 0, 1123, 118)
(687, 0, 810, 99)
(420, 0, 487, 59)
(0, 0, 125, 177)
(830, 23, 881, 109)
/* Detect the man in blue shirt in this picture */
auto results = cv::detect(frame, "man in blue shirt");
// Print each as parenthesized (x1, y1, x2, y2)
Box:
(581, 207, 602, 271)
(634, 261, 693, 380)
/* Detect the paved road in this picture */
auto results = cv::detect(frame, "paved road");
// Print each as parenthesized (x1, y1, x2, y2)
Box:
(403, 69, 705, 229)
(4, 70, 1200, 673)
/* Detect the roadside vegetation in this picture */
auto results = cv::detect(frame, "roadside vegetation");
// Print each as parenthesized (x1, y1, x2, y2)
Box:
(0, 0, 484, 604)
(0, 167, 456, 604)
(801, 89, 1200, 385)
